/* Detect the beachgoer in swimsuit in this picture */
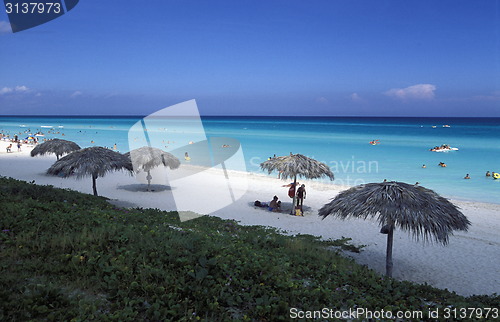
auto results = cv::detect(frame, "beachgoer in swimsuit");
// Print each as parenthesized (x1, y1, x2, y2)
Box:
(296, 184, 306, 208)
(268, 196, 281, 212)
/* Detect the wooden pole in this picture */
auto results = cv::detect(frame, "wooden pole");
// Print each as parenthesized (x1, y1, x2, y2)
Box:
(290, 174, 297, 215)
(92, 173, 98, 196)
(385, 224, 394, 277)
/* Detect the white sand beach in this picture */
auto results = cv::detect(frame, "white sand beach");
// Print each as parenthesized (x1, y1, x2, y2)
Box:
(1, 140, 499, 297)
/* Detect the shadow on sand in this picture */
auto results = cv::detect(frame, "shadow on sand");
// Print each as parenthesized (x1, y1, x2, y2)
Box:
(248, 200, 311, 214)
(117, 184, 173, 192)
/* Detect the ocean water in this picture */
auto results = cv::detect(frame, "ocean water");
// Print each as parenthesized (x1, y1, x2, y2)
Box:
(1, 116, 499, 204)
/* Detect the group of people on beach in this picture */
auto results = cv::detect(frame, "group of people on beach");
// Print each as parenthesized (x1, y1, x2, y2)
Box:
(2, 133, 30, 153)
(254, 182, 307, 215)
(5, 142, 22, 153)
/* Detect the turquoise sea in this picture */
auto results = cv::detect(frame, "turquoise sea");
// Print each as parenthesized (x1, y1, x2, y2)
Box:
(1, 116, 499, 204)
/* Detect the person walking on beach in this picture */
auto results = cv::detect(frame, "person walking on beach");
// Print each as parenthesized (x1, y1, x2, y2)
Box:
(17, 142, 21, 152)
(296, 184, 306, 209)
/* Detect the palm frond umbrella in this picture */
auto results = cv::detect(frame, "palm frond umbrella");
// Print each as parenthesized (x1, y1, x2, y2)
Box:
(30, 138, 81, 160)
(261, 153, 334, 214)
(318, 181, 470, 277)
(47, 146, 133, 196)
(124, 146, 180, 191)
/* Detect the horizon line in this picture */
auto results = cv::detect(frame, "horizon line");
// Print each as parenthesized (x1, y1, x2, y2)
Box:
(1, 115, 499, 118)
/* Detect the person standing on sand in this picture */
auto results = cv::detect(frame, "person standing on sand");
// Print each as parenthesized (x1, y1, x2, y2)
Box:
(283, 182, 299, 199)
(296, 184, 306, 209)
(17, 142, 21, 152)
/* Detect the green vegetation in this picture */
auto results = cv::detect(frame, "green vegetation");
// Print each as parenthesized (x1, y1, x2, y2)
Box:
(0, 177, 498, 321)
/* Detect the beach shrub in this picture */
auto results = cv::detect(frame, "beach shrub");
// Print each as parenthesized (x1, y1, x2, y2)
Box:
(0, 176, 498, 321)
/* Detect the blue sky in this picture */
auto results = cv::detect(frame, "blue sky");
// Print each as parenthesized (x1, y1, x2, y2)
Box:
(0, 0, 499, 116)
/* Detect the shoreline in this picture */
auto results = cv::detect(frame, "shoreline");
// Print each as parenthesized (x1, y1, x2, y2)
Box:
(1, 138, 496, 207)
(0, 140, 499, 296)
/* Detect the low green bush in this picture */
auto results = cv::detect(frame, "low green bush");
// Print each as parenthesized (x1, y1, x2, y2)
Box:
(0, 177, 498, 321)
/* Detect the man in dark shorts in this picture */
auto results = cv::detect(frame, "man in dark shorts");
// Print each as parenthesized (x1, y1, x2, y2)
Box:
(296, 184, 306, 209)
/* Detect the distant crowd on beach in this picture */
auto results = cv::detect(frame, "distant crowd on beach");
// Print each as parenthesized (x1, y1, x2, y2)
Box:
(1, 132, 40, 153)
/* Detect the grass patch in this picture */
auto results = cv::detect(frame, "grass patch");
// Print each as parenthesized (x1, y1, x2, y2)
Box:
(0, 177, 498, 320)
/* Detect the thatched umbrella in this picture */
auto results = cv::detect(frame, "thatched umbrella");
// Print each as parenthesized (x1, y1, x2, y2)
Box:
(261, 153, 334, 214)
(318, 181, 470, 277)
(30, 138, 81, 160)
(124, 146, 180, 191)
(47, 147, 133, 196)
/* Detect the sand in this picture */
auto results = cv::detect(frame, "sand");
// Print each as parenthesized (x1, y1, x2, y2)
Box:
(1, 140, 499, 297)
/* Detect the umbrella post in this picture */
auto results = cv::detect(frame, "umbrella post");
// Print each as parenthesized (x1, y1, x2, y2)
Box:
(290, 175, 297, 215)
(92, 173, 98, 196)
(385, 224, 394, 277)
(146, 170, 152, 191)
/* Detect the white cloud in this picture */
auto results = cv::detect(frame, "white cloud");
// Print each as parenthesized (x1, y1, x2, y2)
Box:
(70, 91, 83, 98)
(384, 84, 436, 100)
(0, 21, 11, 34)
(350, 93, 363, 102)
(0, 87, 13, 95)
(0, 85, 30, 95)
(15, 85, 28, 92)
(315, 97, 328, 104)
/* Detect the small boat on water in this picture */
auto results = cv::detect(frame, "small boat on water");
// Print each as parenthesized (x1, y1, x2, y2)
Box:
(430, 144, 458, 152)
(369, 139, 380, 145)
